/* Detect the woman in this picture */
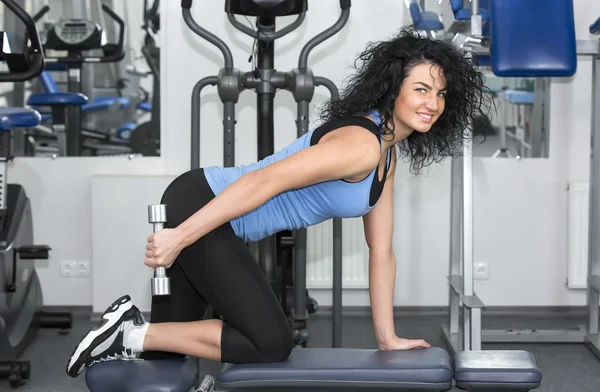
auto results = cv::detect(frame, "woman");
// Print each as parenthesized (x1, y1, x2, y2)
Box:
(66, 26, 491, 377)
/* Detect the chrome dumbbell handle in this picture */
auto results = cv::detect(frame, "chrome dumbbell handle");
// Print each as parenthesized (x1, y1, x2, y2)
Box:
(148, 204, 170, 296)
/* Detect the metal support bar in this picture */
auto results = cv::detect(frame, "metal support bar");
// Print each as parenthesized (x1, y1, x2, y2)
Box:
(310, 76, 343, 347)
(529, 78, 546, 158)
(586, 54, 600, 358)
(190, 76, 218, 170)
(332, 217, 342, 348)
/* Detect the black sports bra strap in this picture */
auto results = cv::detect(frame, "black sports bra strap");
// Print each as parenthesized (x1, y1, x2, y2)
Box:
(310, 115, 382, 146)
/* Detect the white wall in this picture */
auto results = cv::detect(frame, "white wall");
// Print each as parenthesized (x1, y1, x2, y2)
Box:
(7, 0, 600, 313)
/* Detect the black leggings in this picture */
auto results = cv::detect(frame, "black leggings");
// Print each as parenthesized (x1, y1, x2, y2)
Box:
(140, 168, 293, 364)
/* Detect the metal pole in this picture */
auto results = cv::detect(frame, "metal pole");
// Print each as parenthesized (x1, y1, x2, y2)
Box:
(256, 16, 278, 298)
(315, 76, 343, 348)
(190, 76, 218, 169)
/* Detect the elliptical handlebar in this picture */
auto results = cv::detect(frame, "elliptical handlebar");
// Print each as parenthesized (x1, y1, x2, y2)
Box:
(183, 0, 311, 41)
(339, 0, 351, 10)
(32, 5, 50, 22)
(182, 1, 351, 69)
(298, 0, 351, 69)
(100, 4, 126, 62)
(0, 0, 45, 82)
(145, 0, 160, 27)
(181, 2, 234, 68)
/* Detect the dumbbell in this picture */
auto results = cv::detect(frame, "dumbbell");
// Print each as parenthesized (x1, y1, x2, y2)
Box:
(148, 204, 170, 296)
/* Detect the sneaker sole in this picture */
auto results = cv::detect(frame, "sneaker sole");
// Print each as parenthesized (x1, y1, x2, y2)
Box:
(66, 295, 133, 377)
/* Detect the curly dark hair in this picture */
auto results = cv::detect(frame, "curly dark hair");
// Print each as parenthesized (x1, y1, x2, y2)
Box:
(318, 26, 494, 175)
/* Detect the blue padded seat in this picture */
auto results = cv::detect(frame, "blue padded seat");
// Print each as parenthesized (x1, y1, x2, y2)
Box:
(217, 347, 453, 390)
(27, 92, 88, 106)
(591, 17, 600, 34)
(449, 0, 490, 21)
(453, 350, 542, 390)
(454, 8, 490, 21)
(490, 0, 577, 77)
(85, 358, 198, 392)
(409, 2, 444, 31)
(0, 107, 42, 131)
(36, 71, 130, 112)
(416, 11, 444, 31)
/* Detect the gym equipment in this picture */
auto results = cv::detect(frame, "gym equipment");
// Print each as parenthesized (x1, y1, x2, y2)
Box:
(130, 0, 161, 156)
(186, 0, 350, 348)
(85, 358, 198, 392)
(148, 204, 170, 296)
(438, 0, 490, 36)
(26, 3, 131, 156)
(0, 0, 72, 388)
(87, 346, 542, 391)
(441, 0, 600, 357)
(407, 0, 443, 34)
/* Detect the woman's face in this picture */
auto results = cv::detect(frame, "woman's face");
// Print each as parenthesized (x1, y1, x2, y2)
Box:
(392, 62, 447, 135)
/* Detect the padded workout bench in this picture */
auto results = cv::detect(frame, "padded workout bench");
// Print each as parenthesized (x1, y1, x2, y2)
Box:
(86, 347, 541, 391)
(0, 107, 42, 131)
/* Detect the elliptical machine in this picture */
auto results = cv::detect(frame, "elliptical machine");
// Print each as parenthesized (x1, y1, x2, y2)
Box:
(184, 0, 351, 348)
(0, 0, 72, 388)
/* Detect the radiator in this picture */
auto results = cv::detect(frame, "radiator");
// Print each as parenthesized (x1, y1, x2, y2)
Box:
(306, 217, 370, 289)
(567, 181, 590, 289)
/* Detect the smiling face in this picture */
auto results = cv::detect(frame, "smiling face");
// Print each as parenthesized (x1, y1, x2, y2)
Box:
(392, 62, 447, 137)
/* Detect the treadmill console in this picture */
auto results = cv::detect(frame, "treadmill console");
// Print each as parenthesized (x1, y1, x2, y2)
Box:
(46, 19, 102, 52)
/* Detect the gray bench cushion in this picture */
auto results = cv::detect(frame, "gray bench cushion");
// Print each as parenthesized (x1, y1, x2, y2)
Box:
(217, 347, 453, 390)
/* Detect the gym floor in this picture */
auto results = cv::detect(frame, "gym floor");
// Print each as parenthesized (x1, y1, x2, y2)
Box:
(7, 308, 600, 392)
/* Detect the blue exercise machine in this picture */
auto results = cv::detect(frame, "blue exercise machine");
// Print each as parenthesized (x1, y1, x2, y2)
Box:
(0, 0, 72, 387)
(441, 0, 600, 359)
(84, 1, 546, 391)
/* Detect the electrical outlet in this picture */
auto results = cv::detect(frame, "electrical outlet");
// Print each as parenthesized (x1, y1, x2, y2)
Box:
(76, 261, 90, 277)
(474, 262, 489, 280)
(61, 260, 90, 278)
(60, 260, 76, 277)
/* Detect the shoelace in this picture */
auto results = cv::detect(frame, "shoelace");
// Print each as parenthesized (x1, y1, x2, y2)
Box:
(89, 349, 139, 366)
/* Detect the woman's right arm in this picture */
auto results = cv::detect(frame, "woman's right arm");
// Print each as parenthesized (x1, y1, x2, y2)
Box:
(176, 126, 381, 248)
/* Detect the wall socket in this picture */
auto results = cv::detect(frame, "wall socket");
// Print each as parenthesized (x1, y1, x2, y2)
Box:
(474, 261, 489, 280)
(60, 260, 90, 277)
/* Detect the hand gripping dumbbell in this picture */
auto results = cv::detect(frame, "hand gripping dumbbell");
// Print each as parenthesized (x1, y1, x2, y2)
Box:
(148, 204, 170, 296)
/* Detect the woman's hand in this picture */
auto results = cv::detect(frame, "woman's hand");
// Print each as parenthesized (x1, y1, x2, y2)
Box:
(144, 228, 185, 269)
(378, 335, 431, 351)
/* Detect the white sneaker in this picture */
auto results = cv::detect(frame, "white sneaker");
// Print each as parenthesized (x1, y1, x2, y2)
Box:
(66, 294, 146, 377)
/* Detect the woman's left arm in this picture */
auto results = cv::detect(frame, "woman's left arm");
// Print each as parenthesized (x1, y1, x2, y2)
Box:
(362, 148, 430, 350)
